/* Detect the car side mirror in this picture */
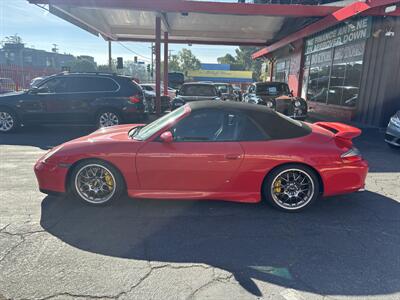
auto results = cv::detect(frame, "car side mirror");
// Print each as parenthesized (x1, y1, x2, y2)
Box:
(217, 90, 222, 97)
(175, 90, 179, 95)
(29, 87, 39, 94)
(31, 86, 48, 94)
(160, 131, 173, 143)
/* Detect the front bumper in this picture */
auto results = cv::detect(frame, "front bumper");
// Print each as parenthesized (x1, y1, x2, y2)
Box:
(385, 122, 400, 146)
(34, 160, 68, 194)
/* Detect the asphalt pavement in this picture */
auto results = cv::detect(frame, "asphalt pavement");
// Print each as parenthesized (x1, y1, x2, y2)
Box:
(0, 125, 399, 300)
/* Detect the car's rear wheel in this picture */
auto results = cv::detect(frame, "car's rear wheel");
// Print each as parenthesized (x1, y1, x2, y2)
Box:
(97, 110, 120, 128)
(263, 164, 320, 212)
(0, 108, 19, 133)
(70, 159, 124, 206)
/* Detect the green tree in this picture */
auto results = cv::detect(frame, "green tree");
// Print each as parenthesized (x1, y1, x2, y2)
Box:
(68, 59, 97, 72)
(217, 54, 236, 65)
(235, 46, 263, 80)
(168, 49, 201, 73)
(217, 46, 263, 81)
(169, 54, 181, 72)
(1, 34, 23, 46)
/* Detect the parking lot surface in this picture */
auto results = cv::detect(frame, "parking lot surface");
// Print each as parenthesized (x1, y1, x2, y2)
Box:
(0, 125, 399, 300)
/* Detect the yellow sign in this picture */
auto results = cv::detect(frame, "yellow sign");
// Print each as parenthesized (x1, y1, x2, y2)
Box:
(188, 69, 253, 79)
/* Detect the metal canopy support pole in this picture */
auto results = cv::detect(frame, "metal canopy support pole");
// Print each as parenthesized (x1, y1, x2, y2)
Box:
(269, 58, 274, 82)
(108, 40, 112, 71)
(155, 16, 161, 115)
(163, 31, 169, 96)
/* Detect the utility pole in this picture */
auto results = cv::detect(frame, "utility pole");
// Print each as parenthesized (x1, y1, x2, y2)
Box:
(108, 40, 112, 71)
(150, 43, 154, 80)
(51, 44, 58, 53)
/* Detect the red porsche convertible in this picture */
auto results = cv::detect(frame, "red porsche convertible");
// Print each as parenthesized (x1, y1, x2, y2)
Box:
(34, 101, 368, 212)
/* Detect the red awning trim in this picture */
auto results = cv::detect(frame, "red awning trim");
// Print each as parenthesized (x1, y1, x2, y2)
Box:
(252, 0, 400, 59)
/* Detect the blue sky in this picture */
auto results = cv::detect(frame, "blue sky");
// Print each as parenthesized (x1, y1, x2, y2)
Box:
(0, 0, 238, 64)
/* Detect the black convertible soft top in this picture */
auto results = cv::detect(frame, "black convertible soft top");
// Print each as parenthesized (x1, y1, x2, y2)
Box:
(188, 101, 311, 140)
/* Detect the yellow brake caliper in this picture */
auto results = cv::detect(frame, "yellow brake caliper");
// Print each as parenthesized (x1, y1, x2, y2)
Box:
(273, 179, 282, 193)
(104, 171, 114, 188)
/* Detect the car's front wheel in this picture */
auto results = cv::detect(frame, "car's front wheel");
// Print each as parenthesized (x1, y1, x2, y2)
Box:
(263, 164, 320, 212)
(0, 108, 19, 133)
(70, 159, 125, 206)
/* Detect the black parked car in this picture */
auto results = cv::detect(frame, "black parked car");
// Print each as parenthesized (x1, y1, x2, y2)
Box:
(171, 83, 221, 110)
(244, 82, 307, 120)
(0, 72, 145, 133)
(213, 83, 238, 101)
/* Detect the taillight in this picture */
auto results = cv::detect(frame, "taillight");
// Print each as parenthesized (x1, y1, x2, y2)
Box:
(129, 95, 141, 103)
(341, 147, 362, 162)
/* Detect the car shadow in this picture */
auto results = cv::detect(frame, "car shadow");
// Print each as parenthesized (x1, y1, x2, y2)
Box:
(40, 191, 400, 297)
(351, 128, 399, 172)
(0, 125, 95, 150)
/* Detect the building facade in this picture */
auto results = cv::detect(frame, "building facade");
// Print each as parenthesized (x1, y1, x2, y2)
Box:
(264, 16, 400, 127)
(0, 42, 76, 70)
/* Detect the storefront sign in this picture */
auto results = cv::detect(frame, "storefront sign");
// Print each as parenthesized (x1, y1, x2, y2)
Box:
(305, 17, 371, 54)
(187, 69, 253, 79)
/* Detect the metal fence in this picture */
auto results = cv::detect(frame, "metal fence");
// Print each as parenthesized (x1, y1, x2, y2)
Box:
(0, 64, 57, 90)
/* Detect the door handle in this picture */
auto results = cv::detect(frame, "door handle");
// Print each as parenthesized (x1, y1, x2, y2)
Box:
(225, 154, 241, 160)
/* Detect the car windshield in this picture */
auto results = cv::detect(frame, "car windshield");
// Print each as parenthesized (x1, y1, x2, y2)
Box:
(133, 106, 187, 140)
(180, 85, 217, 96)
(256, 83, 290, 96)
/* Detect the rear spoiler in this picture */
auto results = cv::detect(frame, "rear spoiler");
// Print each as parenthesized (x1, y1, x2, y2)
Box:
(314, 122, 361, 140)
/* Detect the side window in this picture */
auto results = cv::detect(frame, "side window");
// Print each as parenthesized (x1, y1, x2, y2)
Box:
(70, 77, 119, 93)
(248, 85, 255, 94)
(171, 109, 239, 142)
(237, 116, 269, 141)
(38, 78, 70, 93)
(88, 77, 119, 92)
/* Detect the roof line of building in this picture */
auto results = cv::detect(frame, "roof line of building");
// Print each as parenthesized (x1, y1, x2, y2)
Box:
(252, 0, 400, 59)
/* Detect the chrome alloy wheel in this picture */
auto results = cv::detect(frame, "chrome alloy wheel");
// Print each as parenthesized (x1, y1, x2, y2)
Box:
(99, 112, 119, 127)
(75, 164, 116, 204)
(271, 168, 314, 210)
(0, 112, 14, 132)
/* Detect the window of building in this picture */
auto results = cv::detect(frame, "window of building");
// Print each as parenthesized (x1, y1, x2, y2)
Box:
(305, 41, 365, 108)
(273, 59, 290, 83)
(307, 49, 332, 103)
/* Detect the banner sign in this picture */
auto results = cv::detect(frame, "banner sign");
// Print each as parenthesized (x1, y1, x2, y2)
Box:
(305, 17, 371, 55)
(188, 69, 253, 79)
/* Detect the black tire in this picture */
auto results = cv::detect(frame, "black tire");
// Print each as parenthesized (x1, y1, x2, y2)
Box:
(263, 164, 320, 212)
(0, 108, 20, 133)
(69, 159, 125, 206)
(96, 109, 121, 129)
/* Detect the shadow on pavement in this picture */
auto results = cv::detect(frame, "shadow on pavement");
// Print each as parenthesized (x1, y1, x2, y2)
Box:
(0, 125, 95, 150)
(353, 128, 400, 172)
(40, 191, 400, 297)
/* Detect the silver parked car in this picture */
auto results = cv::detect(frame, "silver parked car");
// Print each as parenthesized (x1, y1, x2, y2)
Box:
(385, 110, 400, 148)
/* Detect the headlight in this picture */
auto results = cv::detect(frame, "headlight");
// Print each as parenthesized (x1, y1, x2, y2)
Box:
(390, 116, 400, 127)
(266, 101, 273, 108)
(294, 100, 301, 107)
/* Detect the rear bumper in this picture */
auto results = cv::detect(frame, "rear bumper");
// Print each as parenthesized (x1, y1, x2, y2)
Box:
(321, 159, 369, 197)
(34, 160, 68, 194)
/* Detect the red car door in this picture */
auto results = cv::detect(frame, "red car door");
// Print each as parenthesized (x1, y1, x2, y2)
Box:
(136, 109, 244, 192)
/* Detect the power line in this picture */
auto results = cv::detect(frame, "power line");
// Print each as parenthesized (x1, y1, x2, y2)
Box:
(117, 42, 152, 62)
